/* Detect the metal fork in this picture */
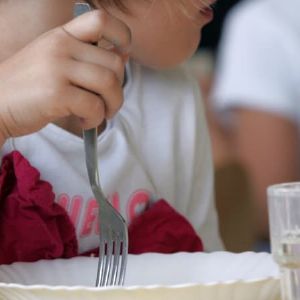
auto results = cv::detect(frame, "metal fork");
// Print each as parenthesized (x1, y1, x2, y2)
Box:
(83, 129, 128, 287)
(74, 2, 128, 287)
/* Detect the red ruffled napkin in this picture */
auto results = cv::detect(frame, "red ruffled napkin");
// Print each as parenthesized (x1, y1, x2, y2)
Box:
(128, 199, 203, 254)
(0, 151, 78, 265)
(0, 151, 203, 265)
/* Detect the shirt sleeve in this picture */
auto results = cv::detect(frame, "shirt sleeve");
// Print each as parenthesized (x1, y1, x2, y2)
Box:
(212, 3, 299, 124)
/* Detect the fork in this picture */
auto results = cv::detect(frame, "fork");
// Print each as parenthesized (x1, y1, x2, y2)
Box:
(74, 2, 128, 287)
(83, 129, 128, 287)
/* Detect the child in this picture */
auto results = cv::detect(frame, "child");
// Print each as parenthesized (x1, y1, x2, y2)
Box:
(0, 0, 223, 255)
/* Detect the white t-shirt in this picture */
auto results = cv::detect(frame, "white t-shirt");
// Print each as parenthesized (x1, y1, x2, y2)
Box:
(2, 61, 223, 253)
(212, 0, 300, 125)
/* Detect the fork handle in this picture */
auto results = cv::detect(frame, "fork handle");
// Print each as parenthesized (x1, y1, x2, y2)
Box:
(83, 128, 99, 184)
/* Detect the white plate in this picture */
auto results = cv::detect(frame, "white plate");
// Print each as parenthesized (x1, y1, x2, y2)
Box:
(0, 252, 281, 300)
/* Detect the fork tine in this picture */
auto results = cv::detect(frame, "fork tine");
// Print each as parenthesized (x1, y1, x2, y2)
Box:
(96, 226, 106, 287)
(96, 202, 128, 287)
(103, 230, 114, 286)
(110, 236, 121, 285)
(118, 233, 128, 285)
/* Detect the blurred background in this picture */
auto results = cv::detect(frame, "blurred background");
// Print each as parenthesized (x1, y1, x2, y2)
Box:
(186, 0, 300, 253)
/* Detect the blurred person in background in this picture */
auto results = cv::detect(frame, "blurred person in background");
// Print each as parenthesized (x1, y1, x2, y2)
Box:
(212, 0, 300, 250)
(187, 0, 257, 252)
(193, 0, 243, 99)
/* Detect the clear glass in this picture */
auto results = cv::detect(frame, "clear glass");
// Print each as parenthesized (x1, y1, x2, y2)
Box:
(268, 182, 300, 300)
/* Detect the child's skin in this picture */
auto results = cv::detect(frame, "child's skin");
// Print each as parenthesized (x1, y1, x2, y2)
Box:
(0, 0, 214, 146)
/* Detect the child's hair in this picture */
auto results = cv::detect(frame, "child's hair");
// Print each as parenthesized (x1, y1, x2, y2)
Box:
(86, 0, 190, 19)
(86, 0, 128, 12)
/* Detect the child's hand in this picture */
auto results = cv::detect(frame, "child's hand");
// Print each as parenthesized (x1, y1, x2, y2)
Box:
(0, 10, 131, 143)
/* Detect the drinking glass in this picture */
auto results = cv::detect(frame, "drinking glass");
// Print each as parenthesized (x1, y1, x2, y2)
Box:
(268, 182, 300, 300)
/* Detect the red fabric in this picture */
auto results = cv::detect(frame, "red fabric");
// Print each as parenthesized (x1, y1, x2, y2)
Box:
(128, 199, 203, 254)
(84, 199, 203, 256)
(0, 151, 78, 265)
(0, 151, 203, 264)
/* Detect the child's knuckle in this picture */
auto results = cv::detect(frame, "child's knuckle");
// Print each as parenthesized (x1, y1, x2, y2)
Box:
(101, 70, 118, 88)
(92, 98, 104, 115)
(121, 28, 132, 48)
(46, 29, 69, 54)
(44, 78, 63, 101)
(111, 54, 124, 73)
(43, 86, 57, 102)
(44, 61, 60, 80)
(90, 10, 108, 29)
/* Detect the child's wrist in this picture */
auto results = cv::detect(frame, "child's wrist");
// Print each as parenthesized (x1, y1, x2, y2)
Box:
(0, 121, 8, 148)
(0, 139, 5, 149)
(0, 130, 6, 148)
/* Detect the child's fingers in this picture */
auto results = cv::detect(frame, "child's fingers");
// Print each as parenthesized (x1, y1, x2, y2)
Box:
(70, 42, 126, 84)
(62, 10, 131, 54)
(66, 60, 124, 119)
(66, 86, 106, 129)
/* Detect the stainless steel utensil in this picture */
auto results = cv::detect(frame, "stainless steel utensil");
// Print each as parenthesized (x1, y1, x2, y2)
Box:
(74, 2, 128, 287)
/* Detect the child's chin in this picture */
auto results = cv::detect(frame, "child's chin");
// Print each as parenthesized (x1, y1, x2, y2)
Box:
(137, 52, 197, 70)
(156, 47, 201, 70)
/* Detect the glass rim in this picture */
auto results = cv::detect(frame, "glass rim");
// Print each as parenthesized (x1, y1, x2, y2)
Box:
(267, 182, 300, 197)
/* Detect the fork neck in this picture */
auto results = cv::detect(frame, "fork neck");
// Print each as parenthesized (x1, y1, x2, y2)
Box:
(53, 118, 107, 138)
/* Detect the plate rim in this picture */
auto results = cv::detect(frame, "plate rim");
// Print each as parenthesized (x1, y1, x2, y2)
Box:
(0, 276, 280, 292)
